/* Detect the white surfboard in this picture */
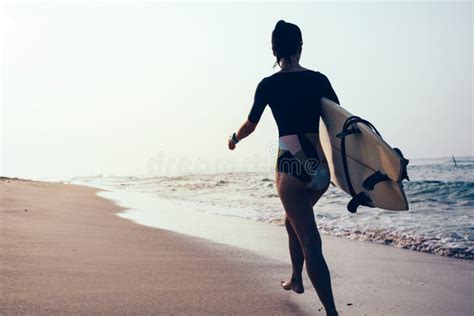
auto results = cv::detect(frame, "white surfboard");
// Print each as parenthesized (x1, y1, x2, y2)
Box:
(319, 98, 409, 212)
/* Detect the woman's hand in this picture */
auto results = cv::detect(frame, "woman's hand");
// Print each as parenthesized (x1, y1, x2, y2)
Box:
(227, 120, 257, 151)
(228, 137, 236, 150)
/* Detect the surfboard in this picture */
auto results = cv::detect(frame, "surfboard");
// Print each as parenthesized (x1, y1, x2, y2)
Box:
(319, 98, 409, 212)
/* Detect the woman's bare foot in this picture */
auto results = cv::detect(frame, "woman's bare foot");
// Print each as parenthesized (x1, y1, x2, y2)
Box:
(280, 276, 304, 294)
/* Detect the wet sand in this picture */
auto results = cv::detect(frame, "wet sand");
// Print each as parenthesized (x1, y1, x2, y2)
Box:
(1, 178, 473, 315)
(0, 179, 312, 315)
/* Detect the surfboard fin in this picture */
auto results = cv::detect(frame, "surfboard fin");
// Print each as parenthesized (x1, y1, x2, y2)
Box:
(347, 192, 372, 213)
(393, 147, 410, 181)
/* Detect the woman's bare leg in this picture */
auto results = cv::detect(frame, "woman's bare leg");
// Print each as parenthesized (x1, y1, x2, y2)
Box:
(281, 214, 305, 293)
(278, 173, 328, 294)
(276, 173, 304, 286)
(277, 173, 338, 315)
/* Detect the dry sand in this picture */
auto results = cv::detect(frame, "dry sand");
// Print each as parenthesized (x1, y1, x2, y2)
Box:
(1, 178, 473, 315)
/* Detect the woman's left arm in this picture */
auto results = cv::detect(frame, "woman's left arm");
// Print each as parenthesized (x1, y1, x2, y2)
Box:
(228, 120, 257, 150)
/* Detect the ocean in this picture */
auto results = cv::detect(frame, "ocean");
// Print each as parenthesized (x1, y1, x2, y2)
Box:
(66, 156, 473, 260)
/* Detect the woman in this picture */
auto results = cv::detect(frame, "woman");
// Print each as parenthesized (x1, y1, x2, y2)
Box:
(227, 20, 339, 315)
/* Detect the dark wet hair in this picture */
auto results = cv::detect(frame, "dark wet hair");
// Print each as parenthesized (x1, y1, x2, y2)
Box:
(272, 20, 303, 69)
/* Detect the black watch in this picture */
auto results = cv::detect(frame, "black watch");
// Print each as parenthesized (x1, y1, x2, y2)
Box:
(231, 132, 240, 144)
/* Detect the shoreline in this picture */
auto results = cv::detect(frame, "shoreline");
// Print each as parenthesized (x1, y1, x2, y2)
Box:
(62, 167, 474, 261)
(109, 189, 473, 261)
(2, 178, 473, 315)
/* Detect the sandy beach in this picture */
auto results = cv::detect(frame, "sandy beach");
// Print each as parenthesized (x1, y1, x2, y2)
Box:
(1, 179, 473, 315)
(1, 179, 310, 314)
(3, 1, 472, 315)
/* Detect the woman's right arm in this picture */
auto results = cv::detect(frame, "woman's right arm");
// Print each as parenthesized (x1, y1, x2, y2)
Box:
(228, 120, 257, 150)
(228, 79, 268, 150)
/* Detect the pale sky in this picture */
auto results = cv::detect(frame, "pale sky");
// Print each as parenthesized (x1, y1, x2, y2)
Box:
(1, 1, 472, 178)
